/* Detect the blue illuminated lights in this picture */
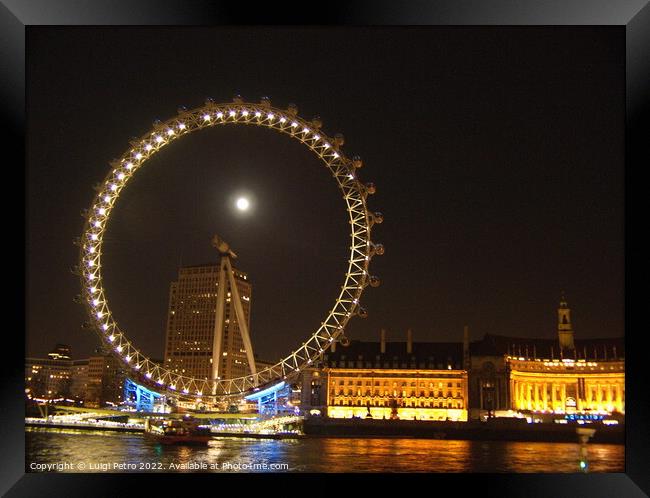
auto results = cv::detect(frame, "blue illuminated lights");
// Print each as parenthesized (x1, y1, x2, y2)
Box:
(244, 381, 286, 401)
(244, 381, 291, 416)
(565, 413, 604, 421)
(123, 378, 164, 412)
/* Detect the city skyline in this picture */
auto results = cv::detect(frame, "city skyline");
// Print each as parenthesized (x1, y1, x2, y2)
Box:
(27, 27, 624, 365)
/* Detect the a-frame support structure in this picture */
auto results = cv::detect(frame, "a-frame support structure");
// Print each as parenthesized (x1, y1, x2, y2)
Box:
(211, 235, 257, 394)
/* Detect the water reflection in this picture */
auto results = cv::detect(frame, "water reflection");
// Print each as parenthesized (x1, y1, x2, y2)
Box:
(26, 428, 624, 473)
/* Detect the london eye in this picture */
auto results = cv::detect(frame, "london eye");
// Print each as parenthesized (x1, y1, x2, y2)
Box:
(76, 96, 383, 402)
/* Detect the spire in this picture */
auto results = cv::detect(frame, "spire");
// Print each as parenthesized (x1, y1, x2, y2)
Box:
(557, 292, 575, 351)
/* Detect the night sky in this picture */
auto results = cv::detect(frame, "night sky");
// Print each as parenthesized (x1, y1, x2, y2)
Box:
(26, 27, 624, 364)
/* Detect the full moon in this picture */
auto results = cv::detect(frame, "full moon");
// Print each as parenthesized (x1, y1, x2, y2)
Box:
(236, 197, 250, 211)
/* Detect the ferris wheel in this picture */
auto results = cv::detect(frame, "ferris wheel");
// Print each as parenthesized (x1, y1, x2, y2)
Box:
(75, 96, 383, 401)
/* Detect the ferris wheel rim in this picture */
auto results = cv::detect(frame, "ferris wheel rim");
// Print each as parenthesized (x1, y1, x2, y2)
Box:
(77, 98, 381, 401)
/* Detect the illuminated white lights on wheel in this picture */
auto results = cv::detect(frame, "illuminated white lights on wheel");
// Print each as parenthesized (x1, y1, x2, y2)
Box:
(78, 98, 376, 401)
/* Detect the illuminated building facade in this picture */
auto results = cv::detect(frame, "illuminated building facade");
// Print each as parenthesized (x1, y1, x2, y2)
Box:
(508, 355, 624, 414)
(25, 345, 101, 404)
(25, 358, 72, 400)
(25, 344, 74, 400)
(507, 297, 624, 415)
(69, 360, 89, 399)
(319, 330, 469, 421)
(468, 296, 624, 418)
(84, 350, 126, 407)
(163, 262, 252, 381)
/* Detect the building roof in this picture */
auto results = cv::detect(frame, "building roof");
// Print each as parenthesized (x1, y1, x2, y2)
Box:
(323, 340, 464, 368)
(470, 333, 624, 360)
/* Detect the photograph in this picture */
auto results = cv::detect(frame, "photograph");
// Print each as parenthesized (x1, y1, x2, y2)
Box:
(9, 4, 645, 491)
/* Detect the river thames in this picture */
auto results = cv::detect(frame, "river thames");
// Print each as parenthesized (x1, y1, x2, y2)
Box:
(26, 427, 624, 473)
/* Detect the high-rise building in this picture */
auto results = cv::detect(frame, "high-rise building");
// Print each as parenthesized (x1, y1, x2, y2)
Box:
(163, 262, 253, 381)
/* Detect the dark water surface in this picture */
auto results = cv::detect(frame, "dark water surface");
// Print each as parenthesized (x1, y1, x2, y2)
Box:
(26, 427, 624, 473)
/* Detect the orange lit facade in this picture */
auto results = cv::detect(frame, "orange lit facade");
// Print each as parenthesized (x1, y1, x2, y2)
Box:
(305, 296, 623, 421)
(325, 367, 468, 421)
(508, 357, 624, 414)
(506, 296, 624, 416)
(468, 296, 624, 417)
(317, 333, 469, 421)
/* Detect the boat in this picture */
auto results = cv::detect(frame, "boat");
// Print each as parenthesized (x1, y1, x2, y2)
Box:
(144, 416, 212, 445)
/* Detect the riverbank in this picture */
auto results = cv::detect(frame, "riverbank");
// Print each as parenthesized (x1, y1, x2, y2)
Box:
(25, 420, 144, 433)
(25, 421, 302, 439)
(303, 417, 624, 444)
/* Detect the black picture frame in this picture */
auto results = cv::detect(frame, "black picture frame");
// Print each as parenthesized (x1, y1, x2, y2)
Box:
(5, 1, 648, 495)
